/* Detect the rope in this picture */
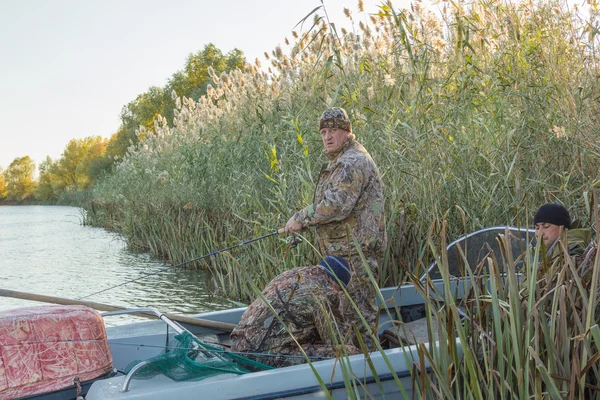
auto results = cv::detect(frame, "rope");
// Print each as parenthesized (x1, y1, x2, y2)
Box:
(76, 230, 281, 301)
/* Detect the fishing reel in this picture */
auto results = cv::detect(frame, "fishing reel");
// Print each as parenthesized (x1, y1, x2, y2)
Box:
(285, 235, 303, 249)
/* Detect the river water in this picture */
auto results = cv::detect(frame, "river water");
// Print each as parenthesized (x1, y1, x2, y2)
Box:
(0, 205, 237, 325)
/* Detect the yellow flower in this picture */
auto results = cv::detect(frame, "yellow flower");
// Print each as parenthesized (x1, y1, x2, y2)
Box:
(266, 146, 279, 172)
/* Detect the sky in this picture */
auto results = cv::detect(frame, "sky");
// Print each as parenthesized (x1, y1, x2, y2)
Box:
(0, 0, 394, 170)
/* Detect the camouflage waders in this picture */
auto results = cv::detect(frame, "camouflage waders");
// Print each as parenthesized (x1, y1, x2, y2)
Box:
(230, 266, 359, 368)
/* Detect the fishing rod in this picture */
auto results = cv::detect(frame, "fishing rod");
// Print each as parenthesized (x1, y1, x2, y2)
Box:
(77, 228, 299, 301)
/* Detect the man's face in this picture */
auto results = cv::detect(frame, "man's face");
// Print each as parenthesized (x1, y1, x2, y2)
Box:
(320, 127, 350, 153)
(327, 275, 343, 293)
(535, 222, 562, 246)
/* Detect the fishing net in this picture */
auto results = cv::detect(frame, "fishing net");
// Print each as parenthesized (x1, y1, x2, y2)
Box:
(124, 331, 274, 382)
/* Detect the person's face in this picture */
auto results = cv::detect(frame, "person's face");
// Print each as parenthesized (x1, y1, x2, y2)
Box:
(327, 275, 343, 293)
(320, 127, 350, 153)
(535, 222, 562, 246)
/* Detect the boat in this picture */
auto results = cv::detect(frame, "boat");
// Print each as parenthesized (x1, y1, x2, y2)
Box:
(0, 226, 535, 400)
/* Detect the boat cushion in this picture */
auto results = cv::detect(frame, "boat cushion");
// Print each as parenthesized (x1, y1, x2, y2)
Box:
(0, 305, 113, 400)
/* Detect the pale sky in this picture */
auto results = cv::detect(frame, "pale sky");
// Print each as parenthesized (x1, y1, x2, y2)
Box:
(0, 0, 393, 170)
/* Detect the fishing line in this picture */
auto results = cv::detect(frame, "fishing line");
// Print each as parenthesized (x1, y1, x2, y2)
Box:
(76, 229, 285, 301)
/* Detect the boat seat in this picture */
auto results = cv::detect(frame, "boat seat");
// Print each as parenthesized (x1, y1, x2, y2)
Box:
(379, 318, 440, 348)
(0, 305, 113, 399)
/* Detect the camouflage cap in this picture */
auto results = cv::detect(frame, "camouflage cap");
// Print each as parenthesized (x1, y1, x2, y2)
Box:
(319, 107, 352, 132)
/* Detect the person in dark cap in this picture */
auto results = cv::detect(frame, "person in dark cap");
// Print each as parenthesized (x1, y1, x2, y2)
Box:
(533, 203, 592, 259)
(230, 256, 360, 368)
(283, 107, 387, 350)
(520, 205, 594, 308)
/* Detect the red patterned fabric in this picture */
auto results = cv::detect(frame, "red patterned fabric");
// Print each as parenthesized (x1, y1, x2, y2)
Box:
(0, 305, 113, 399)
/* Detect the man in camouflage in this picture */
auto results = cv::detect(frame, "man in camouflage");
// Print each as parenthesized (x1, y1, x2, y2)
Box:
(520, 203, 594, 302)
(533, 203, 592, 261)
(285, 107, 387, 350)
(230, 256, 360, 368)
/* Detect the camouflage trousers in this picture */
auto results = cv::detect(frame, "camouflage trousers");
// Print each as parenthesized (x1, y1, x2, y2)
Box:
(343, 256, 379, 351)
(250, 344, 360, 368)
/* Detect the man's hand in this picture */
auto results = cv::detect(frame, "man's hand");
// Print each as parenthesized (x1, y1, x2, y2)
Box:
(285, 216, 303, 234)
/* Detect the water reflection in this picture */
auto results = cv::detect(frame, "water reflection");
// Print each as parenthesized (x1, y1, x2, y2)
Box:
(0, 206, 237, 326)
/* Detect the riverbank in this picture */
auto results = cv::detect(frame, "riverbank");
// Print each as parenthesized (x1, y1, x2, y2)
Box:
(0, 190, 89, 206)
(0, 199, 54, 206)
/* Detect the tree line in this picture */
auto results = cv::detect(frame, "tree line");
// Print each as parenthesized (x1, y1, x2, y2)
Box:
(0, 43, 245, 203)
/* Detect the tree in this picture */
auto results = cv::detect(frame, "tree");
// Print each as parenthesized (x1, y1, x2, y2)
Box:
(106, 44, 246, 163)
(54, 136, 108, 191)
(225, 48, 245, 72)
(0, 167, 7, 199)
(86, 156, 114, 184)
(57, 139, 89, 190)
(4, 156, 36, 201)
(36, 156, 59, 201)
(167, 44, 246, 102)
(88, 133, 118, 183)
(80, 136, 108, 185)
(107, 87, 168, 160)
(35, 136, 108, 200)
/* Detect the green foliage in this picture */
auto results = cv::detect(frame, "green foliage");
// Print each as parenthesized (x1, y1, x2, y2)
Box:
(119, 86, 168, 141)
(35, 136, 108, 201)
(107, 44, 246, 161)
(85, 0, 600, 300)
(56, 136, 107, 191)
(36, 156, 58, 201)
(171, 44, 245, 101)
(4, 156, 37, 201)
(0, 167, 7, 199)
(86, 155, 114, 184)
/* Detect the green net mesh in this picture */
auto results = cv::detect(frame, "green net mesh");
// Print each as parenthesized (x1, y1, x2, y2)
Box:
(124, 331, 274, 382)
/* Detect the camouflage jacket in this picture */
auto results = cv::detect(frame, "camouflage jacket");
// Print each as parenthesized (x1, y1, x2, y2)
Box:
(293, 135, 387, 261)
(545, 228, 592, 260)
(520, 228, 593, 299)
(230, 266, 352, 362)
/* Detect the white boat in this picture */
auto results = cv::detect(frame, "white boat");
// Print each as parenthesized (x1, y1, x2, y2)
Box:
(2, 226, 535, 400)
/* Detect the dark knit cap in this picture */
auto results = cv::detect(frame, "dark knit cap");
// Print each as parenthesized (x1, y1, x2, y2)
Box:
(318, 256, 351, 287)
(534, 203, 571, 229)
(319, 107, 352, 132)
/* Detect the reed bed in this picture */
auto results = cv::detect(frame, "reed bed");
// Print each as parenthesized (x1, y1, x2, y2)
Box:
(400, 214, 600, 399)
(84, 0, 600, 299)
